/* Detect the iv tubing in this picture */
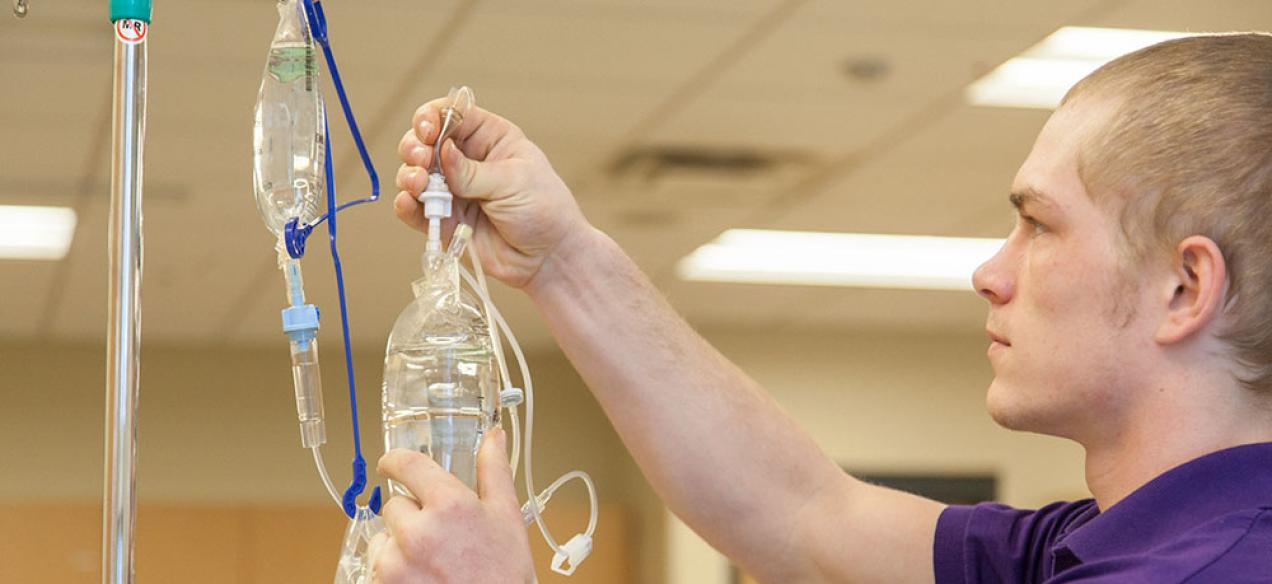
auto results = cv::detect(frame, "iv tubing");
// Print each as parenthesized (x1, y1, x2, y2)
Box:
(465, 236, 518, 476)
(458, 262, 599, 555)
(312, 446, 342, 507)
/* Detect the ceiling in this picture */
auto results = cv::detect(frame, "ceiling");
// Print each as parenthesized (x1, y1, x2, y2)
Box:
(0, 0, 1267, 351)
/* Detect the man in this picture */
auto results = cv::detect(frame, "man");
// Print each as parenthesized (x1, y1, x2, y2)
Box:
(372, 33, 1272, 583)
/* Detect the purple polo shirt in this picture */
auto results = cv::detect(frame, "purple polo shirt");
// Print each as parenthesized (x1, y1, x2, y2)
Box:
(934, 442, 1272, 583)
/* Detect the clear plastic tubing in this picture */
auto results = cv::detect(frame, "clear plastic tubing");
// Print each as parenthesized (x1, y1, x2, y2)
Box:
(281, 254, 327, 449)
(459, 256, 599, 555)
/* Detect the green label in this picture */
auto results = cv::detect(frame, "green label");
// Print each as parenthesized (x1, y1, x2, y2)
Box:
(268, 46, 317, 88)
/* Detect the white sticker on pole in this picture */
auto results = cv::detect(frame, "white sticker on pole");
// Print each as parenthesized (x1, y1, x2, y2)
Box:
(115, 19, 148, 44)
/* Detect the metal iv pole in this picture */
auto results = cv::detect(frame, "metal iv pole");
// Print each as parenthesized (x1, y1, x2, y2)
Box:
(103, 1, 151, 582)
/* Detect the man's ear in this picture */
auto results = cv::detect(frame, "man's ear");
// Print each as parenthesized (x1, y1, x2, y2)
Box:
(1156, 235, 1228, 345)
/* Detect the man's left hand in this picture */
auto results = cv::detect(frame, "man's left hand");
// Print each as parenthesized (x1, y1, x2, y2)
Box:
(372, 427, 535, 583)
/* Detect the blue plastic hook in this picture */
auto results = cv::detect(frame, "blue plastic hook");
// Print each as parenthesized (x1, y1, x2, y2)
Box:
(342, 457, 383, 518)
(283, 218, 311, 259)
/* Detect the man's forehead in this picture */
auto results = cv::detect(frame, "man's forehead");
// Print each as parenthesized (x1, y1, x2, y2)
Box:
(1010, 103, 1109, 209)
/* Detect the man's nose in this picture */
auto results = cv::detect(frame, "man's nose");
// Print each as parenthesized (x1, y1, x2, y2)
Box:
(973, 248, 1014, 305)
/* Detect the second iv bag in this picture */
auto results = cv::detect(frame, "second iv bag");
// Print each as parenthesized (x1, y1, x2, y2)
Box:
(382, 228, 499, 492)
(253, 0, 325, 236)
(251, 0, 328, 450)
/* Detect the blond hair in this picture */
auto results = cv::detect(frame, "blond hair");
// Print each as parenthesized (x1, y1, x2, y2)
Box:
(1062, 33, 1272, 391)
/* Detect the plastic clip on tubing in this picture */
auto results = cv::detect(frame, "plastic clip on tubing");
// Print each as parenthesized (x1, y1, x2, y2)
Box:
(283, 0, 380, 260)
(322, 114, 383, 518)
(109, 0, 151, 22)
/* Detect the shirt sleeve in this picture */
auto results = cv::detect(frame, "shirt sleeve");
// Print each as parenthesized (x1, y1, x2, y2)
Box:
(933, 500, 1095, 584)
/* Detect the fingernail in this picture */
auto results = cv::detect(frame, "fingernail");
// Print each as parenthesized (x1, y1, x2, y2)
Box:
(418, 120, 432, 137)
(410, 145, 426, 162)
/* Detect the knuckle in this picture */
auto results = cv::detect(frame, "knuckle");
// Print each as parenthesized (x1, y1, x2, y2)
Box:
(399, 520, 438, 554)
(397, 166, 423, 193)
(397, 132, 417, 157)
(399, 451, 433, 476)
(435, 490, 479, 519)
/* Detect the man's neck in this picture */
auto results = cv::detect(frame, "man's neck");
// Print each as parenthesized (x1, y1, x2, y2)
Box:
(1082, 373, 1272, 510)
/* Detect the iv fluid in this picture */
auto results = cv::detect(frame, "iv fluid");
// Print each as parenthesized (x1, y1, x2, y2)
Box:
(252, 0, 325, 236)
(382, 251, 499, 493)
(253, 0, 328, 451)
(383, 338, 494, 490)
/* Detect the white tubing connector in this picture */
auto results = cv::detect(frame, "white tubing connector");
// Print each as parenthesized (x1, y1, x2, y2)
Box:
(551, 534, 593, 576)
(418, 172, 452, 219)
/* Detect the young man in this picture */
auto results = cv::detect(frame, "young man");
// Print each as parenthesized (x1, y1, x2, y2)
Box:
(372, 33, 1272, 583)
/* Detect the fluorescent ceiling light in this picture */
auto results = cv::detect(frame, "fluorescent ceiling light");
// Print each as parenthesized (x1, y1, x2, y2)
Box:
(677, 229, 1004, 291)
(967, 26, 1192, 109)
(0, 205, 77, 260)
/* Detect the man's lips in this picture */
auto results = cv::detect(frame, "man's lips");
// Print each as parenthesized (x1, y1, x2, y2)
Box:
(986, 330, 1011, 347)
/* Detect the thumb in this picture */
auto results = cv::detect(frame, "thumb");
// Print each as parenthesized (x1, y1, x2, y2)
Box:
(476, 427, 517, 506)
(441, 140, 517, 203)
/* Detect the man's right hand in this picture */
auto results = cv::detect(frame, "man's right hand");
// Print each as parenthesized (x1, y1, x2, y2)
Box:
(394, 98, 593, 291)
(395, 98, 944, 584)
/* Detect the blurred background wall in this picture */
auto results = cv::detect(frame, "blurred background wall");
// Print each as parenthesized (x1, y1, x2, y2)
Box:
(1, 0, 1263, 582)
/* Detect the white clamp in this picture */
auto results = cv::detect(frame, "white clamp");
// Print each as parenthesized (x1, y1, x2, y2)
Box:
(550, 534, 593, 576)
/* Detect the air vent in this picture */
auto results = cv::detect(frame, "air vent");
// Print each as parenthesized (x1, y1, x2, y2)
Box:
(611, 146, 808, 183)
(607, 145, 814, 208)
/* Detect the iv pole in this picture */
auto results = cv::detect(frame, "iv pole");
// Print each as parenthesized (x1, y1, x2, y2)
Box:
(103, 1, 151, 583)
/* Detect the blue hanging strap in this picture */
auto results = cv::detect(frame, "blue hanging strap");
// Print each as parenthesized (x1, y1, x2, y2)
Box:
(322, 114, 383, 518)
(289, 0, 382, 518)
(285, 0, 381, 260)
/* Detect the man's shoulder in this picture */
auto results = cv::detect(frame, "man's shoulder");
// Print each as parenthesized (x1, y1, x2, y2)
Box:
(1177, 507, 1272, 583)
(1051, 507, 1272, 584)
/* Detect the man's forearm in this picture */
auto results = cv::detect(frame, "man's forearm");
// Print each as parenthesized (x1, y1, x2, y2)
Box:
(525, 227, 848, 578)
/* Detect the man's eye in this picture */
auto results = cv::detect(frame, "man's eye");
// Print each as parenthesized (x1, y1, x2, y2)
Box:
(1025, 216, 1046, 235)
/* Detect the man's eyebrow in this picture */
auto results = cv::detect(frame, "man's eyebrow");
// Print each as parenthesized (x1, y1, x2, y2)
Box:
(1009, 187, 1053, 211)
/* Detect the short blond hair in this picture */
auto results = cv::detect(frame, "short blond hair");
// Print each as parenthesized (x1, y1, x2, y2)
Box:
(1062, 33, 1272, 391)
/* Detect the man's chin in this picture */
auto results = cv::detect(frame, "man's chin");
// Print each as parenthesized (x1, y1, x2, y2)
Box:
(986, 379, 1044, 432)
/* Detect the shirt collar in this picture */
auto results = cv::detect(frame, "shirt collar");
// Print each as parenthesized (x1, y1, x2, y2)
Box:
(1059, 441, 1272, 562)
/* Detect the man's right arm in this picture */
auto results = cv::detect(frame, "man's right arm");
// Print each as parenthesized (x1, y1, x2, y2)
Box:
(395, 101, 946, 584)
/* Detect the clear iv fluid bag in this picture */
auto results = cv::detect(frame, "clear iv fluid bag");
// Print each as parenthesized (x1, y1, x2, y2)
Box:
(334, 507, 384, 584)
(382, 245, 499, 492)
(253, 0, 325, 236)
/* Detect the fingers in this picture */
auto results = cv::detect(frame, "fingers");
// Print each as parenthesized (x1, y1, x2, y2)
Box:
(369, 534, 411, 584)
(411, 99, 446, 144)
(398, 129, 432, 169)
(380, 494, 423, 544)
(476, 428, 519, 515)
(393, 191, 426, 232)
(396, 163, 430, 195)
(440, 140, 522, 203)
(413, 100, 520, 161)
(378, 449, 471, 507)
(367, 531, 393, 584)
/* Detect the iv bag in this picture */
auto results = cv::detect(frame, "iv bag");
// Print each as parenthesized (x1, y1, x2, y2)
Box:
(252, 0, 326, 236)
(381, 239, 499, 493)
(334, 506, 384, 584)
